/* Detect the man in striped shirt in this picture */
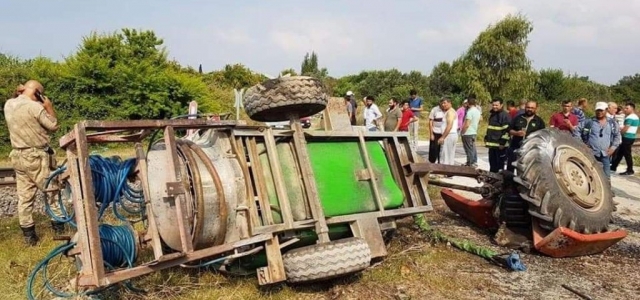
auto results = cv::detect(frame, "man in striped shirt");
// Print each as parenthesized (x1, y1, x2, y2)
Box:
(572, 98, 588, 124)
(611, 102, 638, 175)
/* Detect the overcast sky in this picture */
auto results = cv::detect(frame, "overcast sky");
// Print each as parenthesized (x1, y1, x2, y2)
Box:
(1, 0, 639, 85)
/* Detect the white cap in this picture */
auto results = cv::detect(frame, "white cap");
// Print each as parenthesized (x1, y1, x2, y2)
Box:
(346, 91, 354, 96)
(595, 102, 608, 111)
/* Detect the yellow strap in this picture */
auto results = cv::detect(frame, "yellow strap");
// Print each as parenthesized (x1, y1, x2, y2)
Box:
(487, 125, 509, 130)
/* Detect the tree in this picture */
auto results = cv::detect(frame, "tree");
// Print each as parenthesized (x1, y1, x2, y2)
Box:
(537, 68, 565, 101)
(454, 14, 535, 103)
(300, 51, 328, 78)
(428, 61, 456, 96)
(611, 73, 640, 101)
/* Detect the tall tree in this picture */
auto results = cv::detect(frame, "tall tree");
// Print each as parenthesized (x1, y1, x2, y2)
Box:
(537, 68, 565, 101)
(454, 14, 535, 102)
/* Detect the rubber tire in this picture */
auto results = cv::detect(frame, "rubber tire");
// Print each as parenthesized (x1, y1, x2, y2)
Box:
(243, 76, 328, 122)
(282, 237, 371, 283)
(514, 128, 613, 234)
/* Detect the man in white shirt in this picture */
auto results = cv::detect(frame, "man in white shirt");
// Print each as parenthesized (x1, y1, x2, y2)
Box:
(363, 96, 382, 131)
(428, 101, 445, 163)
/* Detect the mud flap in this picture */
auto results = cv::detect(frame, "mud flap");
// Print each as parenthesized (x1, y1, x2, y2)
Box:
(531, 220, 627, 258)
(440, 189, 499, 229)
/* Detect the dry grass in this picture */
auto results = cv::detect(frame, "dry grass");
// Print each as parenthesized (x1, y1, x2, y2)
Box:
(0, 186, 493, 300)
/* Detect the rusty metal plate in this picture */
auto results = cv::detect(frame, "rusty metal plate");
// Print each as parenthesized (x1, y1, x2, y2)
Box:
(532, 220, 627, 258)
(440, 189, 499, 229)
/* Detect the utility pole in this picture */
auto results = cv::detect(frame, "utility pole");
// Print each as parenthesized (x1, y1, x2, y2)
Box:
(234, 88, 245, 121)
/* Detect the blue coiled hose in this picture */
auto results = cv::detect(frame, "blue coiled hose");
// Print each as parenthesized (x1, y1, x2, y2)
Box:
(44, 155, 145, 224)
(31, 155, 145, 299)
(26, 224, 138, 300)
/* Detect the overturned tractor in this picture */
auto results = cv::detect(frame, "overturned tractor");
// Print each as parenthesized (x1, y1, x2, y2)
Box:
(28, 76, 624, 299)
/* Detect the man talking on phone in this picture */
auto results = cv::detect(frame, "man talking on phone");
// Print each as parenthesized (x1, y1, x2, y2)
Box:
(4, 80, 65, 246)
(549, 100, 578, 133)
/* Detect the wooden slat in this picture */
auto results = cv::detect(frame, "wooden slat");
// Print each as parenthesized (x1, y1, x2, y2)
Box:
(263, 128, 294, 228)
(163, 127, 194, 253)
(257, 236, 287, 285)
(357, 130, 385, 212)
(383, 138, 416, 208)
(229, 133, 256, 238)
(246, 137, 274, 226)
(289, 116, 331, 243)
(72, 124, 105, 286)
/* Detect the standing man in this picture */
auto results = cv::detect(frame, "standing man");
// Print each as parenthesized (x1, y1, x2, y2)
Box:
(408, 89, 423, 150)
(346, 91, 357, 125)
(516, 99, 527, 117)
(398, 100, 418, 132)
(572, 98, 588, 124)
(428, 100, 445, 163)
(438, 97, 458, 165)
(611, 102, 638, 175)
(573, 102, 621, 179)
(383, 97, 402, 132)
(461, 98, 481, 167)
(4, 80, 65, 246)
(363, 96, 382, 132)
(507, 101, 546, 172)
(344, 95, 355, 125)
(485, 98, 511, 172)
(506, 100, 518, 119)
(456, 99, 468, 134)
(549, 100, 578, 133)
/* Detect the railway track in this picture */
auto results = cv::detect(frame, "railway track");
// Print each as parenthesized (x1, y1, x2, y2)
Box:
(0, 167, 16, 186)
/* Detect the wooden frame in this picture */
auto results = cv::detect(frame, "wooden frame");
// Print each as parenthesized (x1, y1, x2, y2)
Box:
(59, 119, 433, 288)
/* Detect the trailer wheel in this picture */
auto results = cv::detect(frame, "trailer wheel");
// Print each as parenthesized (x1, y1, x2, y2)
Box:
(243, 76, 328, 122)
(282, 237, 371, 283)
(514, 128, 613, 234)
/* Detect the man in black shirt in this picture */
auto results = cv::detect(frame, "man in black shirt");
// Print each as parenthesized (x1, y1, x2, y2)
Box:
(506, 100, 546, 172)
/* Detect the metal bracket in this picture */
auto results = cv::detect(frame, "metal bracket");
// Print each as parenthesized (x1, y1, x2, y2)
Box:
(166, 182, 185, 197)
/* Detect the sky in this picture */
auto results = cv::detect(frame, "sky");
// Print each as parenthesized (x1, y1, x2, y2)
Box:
(1, 0, 639, 85)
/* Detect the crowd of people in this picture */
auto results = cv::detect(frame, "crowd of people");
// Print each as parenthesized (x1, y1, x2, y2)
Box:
(342, 91, 638, 179)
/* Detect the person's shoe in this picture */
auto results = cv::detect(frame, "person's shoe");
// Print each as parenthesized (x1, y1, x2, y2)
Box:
(620, 171, 635, 176)
(51, 221, 66, 235)
(21, 225, 39, 246)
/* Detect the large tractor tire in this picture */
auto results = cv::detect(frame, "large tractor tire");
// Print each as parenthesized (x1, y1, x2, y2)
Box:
(513, 128, 613, 234)
(243, 76, 328, 122)
(282, 237, 371, 283)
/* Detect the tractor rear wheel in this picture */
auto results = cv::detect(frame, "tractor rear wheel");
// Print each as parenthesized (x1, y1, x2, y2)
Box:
(243, 76, 328, 122)
(282, 237, 371, 283)
(513, 128, 613, 234)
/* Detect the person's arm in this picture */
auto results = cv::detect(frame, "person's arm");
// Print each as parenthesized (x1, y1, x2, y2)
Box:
(499, 112, 511, 148)
(411, 99, 423, 112)
(393, 111, 402, 131)
(609, 125, 622, 156)
(621, 118, 631, 134)
(36, 102, 59, 132)
(439, 110, 455, 144)
(461, 116, 470, 135)
(509, 117, 524, 137)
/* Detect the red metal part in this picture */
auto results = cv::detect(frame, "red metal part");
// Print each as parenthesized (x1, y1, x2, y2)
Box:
(440, 189, 498, 229)
(441, 188, 627, 257)
(532, 220, 627, 258)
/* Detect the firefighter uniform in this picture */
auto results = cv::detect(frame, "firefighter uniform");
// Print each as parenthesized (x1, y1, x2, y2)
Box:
(484, 109, 511, 172)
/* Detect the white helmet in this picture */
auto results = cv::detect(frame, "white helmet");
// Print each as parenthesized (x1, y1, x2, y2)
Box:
(346, 91, 354, 96)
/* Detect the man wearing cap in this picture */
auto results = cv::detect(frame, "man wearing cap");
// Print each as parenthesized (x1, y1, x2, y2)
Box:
(408, 89, 423, 150)
(4, 80, 65, 246)
(346, 91, 357, 125)
(573, 101, 621, 179)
